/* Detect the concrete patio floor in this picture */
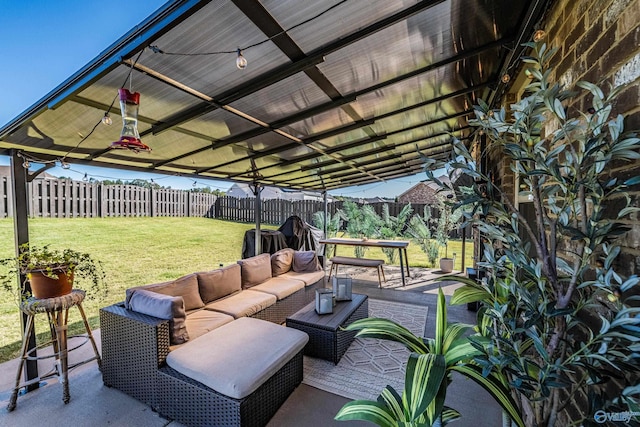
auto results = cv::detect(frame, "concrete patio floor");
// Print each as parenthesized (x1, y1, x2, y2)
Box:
(0, 266, 501, 427)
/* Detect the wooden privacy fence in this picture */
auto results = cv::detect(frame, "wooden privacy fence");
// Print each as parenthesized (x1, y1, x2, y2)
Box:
(214, 197, 469, 238)
(0, 178, 469, 238)
(0, 177, 217, 218)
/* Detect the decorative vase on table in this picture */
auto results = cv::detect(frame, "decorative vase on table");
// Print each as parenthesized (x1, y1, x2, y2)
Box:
(439, 258, 454, 273)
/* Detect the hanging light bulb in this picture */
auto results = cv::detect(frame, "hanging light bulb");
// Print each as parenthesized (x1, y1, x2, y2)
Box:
(501, 73, 511, 84)
(236, 48, 248, 70)
(533, 29, 546, 42)
(83, 173, 89, 182)
(61, 161, 71, 170)
(102, 112, 113, 126)
(110, 88, 150, 152)
(22, 160, 30, 169)
(192, 181, 197, 187)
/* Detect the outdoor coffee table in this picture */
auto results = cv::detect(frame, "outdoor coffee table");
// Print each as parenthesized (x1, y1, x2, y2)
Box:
(286, 293, 368, 364)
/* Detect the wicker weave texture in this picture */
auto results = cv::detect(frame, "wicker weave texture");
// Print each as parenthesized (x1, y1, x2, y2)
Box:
(287, 297, 368, 364)
(100, 304, 170, 408)
(156, 351, 303, 427)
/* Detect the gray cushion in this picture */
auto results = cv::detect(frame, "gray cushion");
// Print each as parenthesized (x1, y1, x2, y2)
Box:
(237, 253, 272, 288)
(292, 251, 321, 273)
(128, 289, 189, 345)
(271, 248, 294, 276)
(166, 317, 308, 399)
(250, 276, 305, 300)
(126, 274, 204, 311)
(196, 264, 241, 303)
(204, 289, 276, 318)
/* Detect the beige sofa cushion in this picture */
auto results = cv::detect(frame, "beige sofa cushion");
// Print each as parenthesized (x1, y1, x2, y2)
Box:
(126, 273, 204, 311)
(204, 289, 276, 318)
(237, 253, 272, 288)
(166, 317, 308, 399)
(292, 250, 322, 273)
(250, 276, 305, 300)
(271, 248, 294, 276)
(183, 310, 234, 343)
(196, 264, 241, 303)
(128, 289, 189, 345)
(282, 270, 325, 286)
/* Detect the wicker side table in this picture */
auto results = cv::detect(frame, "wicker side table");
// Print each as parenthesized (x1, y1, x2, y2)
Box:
(286, 293, 368, 364)
(7, 289, 102, 411)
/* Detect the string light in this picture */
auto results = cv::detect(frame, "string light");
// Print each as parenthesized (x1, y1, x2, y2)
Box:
(147, 0, 348, 70)
(102, 112, 113, 126)
(533, 29, 546, 42)
(22, 160, 30, 169)
(501, 74, 511, 84)
(236, 49, 247, 70)
(83, 173, 89, 182)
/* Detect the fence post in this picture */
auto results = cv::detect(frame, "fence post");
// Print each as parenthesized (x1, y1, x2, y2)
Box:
(150, 188, 156, 217)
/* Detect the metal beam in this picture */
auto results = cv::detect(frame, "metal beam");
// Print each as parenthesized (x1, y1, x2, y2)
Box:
(10, 150, 38, 390)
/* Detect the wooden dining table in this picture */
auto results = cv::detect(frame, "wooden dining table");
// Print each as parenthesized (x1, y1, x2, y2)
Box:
(320, 238, 411, 286)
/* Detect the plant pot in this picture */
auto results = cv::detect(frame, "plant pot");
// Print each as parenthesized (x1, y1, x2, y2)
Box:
(27, 270, 74, 299)
(439, 258, 454, 273)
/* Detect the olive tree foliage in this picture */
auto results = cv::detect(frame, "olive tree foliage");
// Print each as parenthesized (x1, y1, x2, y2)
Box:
(424, 41, 640, 426)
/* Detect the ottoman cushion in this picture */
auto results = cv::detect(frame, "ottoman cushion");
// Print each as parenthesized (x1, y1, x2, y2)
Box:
(166, 317, 308, 399)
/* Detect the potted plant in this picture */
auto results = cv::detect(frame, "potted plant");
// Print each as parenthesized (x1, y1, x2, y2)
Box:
(434, 196, 461, 273)
(1, 243, 107, 300)
(335, 288, 524, 426)
(424, 40, 640, 426)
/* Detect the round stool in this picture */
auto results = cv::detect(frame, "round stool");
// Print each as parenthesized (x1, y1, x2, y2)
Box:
(7, 289, 102, 411)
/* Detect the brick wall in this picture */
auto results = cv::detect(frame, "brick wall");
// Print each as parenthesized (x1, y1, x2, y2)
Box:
(545, 0, 640, 277)
(539, 0, 640, 424)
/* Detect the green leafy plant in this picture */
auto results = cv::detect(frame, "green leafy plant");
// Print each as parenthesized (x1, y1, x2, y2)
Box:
(425, 40, 640, 426)
(338, 201, 381, 258)
(0, 243, 107, 301)
(407, 206, 440, 268)
(433, 196, 461, 260)
(313, 210, 342, 255)
(378, 203, 413, 264)
(336, 288, 523, 426)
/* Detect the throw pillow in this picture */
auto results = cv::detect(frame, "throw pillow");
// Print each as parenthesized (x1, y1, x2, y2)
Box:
(271, 248, 294, 276)
(143, 273, 204, 311)
(196, 264, 242, 303)
(128, 289, 189, 345)
(292, 250, 321, 273)
(237, 253, 272, 288)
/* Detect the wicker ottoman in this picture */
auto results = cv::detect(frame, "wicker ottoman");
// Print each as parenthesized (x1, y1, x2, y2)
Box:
(286, 293, 368, 364)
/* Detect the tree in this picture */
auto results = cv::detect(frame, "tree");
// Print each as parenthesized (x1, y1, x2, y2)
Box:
(425, 40, 640, 426)
(407, 206, 440, 268)
(377, 203, 413, 264)
(337, 201, 380, 258)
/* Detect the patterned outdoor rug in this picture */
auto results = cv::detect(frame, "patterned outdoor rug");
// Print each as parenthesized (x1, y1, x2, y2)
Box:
(302, 299, 428, 401)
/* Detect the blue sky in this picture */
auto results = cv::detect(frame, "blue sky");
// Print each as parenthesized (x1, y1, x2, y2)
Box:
(0, 1, 424, 198)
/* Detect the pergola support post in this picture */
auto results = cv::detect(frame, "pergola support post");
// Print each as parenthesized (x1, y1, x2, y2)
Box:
(252, 183, 262, 256)
(10, 150, 38, 390)
(322, 191, 328, 268)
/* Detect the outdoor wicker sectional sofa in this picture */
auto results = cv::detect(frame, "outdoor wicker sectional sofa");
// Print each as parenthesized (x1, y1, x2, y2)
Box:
(100, 249, 325, 427)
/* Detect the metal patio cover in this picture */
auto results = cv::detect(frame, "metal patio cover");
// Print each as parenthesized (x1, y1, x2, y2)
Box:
(0, 0, 550, 191)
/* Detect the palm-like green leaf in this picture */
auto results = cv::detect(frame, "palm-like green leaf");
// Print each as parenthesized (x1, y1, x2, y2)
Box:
(450, 364, 525, 427)
(450, 283, 493, 305)
(379, 386, 405, 420)
(335, 400, 397, 426)
(403, 353, 447, 421)
(345, 317, 429, 353)
(434, 288, 447, 354)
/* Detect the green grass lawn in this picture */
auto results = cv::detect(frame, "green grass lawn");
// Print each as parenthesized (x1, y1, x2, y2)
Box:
(0, 217, 473, 363)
